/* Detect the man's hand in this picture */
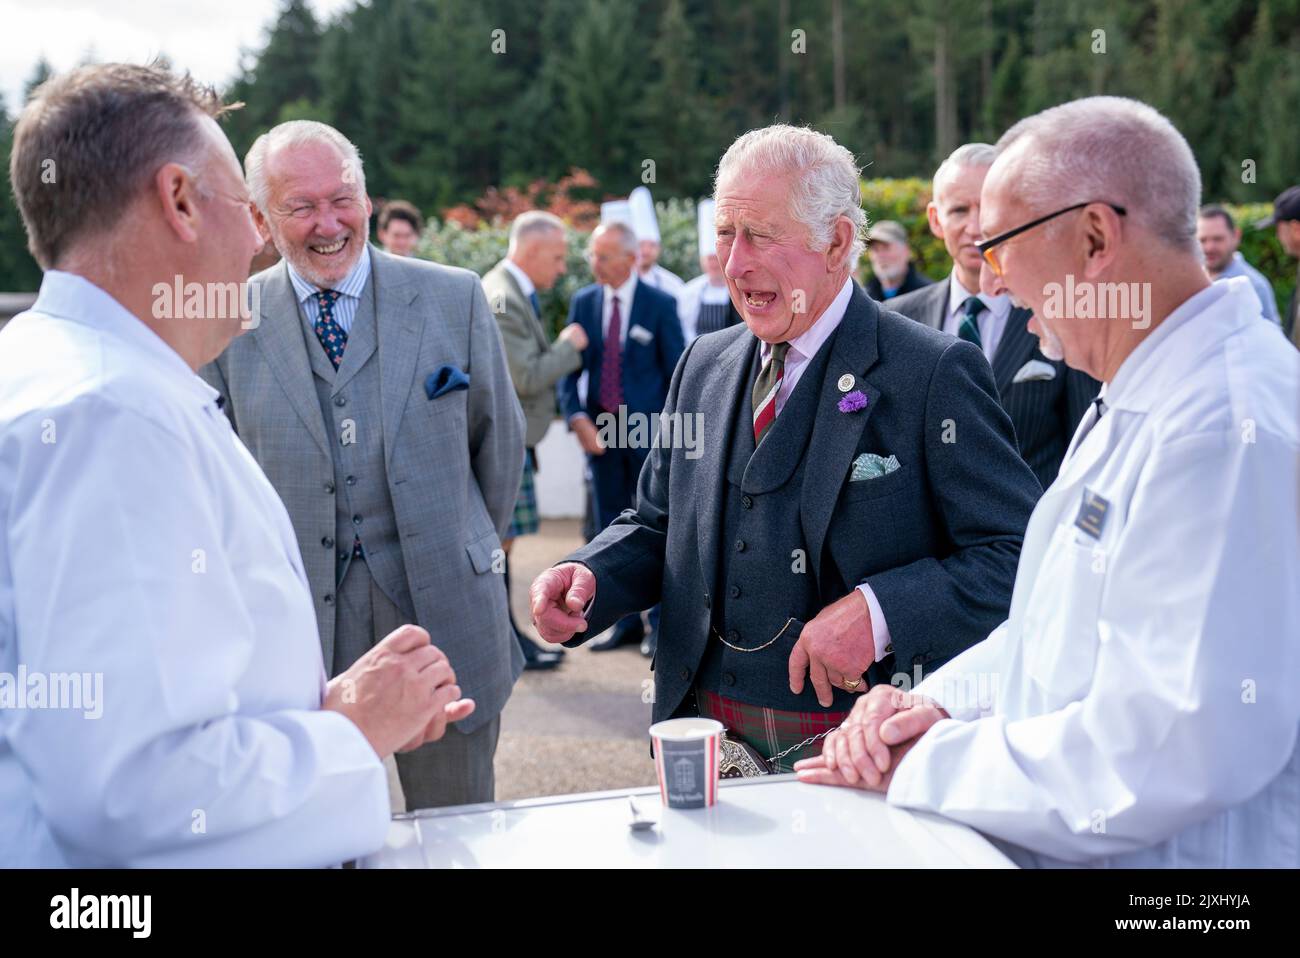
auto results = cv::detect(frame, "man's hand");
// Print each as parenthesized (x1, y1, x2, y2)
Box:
(559, 323, 589, 351)
(530, 562, 595, 644)
(788, 590, 875, 707)
(322, 625, 475, 759)
(793, 685, 949, 791)
(571, 415, 605, 455)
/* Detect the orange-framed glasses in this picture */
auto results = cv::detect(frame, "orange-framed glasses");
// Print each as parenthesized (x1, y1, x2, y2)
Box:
(977, 201, 1127, 277)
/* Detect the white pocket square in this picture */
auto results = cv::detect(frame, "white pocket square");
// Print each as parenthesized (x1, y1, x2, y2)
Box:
(1012, 359, 1057, 384)
(628, 324, 654, 345)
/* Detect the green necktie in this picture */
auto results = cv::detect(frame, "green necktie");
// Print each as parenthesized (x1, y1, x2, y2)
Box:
(958, 295, 984, 348)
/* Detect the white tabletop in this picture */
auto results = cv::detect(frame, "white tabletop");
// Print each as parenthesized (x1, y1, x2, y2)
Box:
(360, 774, 1015, 868)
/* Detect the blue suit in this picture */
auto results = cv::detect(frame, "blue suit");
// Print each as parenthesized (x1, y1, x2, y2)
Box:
(559, 278, 684, 639)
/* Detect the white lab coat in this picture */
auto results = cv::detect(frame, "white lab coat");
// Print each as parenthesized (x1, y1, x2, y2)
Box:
(0, 271, 390, 867)
(887, 278, 1300, 867)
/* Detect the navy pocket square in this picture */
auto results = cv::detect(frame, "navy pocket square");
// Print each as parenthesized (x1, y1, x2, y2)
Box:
(426, 365, 470, 400)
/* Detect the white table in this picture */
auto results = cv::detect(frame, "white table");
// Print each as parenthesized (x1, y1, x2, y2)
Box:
(360, 774, 1015, 868)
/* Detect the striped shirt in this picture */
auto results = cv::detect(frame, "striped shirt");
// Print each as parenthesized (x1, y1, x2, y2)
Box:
(286, 245, 372, 336)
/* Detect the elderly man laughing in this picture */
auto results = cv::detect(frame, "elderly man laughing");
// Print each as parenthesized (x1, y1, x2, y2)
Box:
(798, 96, 1300, 869)
(531, 125, 1040, 772)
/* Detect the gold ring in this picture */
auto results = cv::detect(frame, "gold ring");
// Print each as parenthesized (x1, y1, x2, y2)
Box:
(844, 677, 862, 691)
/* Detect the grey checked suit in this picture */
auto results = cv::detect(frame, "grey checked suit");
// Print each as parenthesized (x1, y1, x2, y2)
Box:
(890, 277, 1099, 489)
(201, 247, 526, 809)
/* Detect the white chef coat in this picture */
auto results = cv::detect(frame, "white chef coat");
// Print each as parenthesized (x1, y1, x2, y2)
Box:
(886, 277, 1300, 867)
(639, 263, 685, 302)
(0, 270, 390, 867)
(676, 273, 731, 342)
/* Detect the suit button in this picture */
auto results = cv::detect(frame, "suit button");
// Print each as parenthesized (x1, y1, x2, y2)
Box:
(734, 539, 746, 553)
(321, 536, 334, 549)
(346, 475, 357, 486)
(338, 550, 348, 561)
(353, 514, 362, 525)
(324, 481, 335, 494)
(323, 593, 334, 605)
(703, 593, 711, 609)
(726, 629, 740, 644)
(723, 672, 736, 687)
(741, 495, 753, 509)
(680, 667, 691, 681)
(334, 396, 347, 407)
(729, 585, 741, 598)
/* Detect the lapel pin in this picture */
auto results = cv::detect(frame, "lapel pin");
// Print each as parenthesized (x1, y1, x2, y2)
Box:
(837, 373, 855, 392)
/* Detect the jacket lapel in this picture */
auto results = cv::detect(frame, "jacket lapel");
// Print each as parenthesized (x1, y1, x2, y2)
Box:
(990, 306, 1038, 396)
(332, 265, 378, 394)
(696, 330, 759, 600)
(800, 285, 882, 584)
(251, 263, 332, 458)
(373, 251, 422, 466)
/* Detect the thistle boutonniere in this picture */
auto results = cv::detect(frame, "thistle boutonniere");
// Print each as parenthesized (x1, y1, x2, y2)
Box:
(837, 390, 868, 414)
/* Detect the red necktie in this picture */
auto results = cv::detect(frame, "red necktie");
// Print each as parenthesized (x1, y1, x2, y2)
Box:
(599, 294, 624, 412)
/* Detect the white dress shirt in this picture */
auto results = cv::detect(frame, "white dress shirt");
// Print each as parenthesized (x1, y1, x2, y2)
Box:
(0, 271, 390, 867)
(759, 277, 892, 664)
(942, 270, 1011, 363)
(887, 277, 1300, 867)
(286, 244, 372, 336)
(503, 257, 537, 302)
(601, 272, 639, 345)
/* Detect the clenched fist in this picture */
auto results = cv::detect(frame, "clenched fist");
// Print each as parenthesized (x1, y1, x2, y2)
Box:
(529, 562, 596, 644)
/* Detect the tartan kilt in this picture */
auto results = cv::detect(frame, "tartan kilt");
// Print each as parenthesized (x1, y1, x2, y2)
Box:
(506, 449, 540, 539)
(698, 690, 851, 773)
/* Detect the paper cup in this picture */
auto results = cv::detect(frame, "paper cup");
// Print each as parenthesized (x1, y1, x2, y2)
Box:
(649, 717, 723, 808)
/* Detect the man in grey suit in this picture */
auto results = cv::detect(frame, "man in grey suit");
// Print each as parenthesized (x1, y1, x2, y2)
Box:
(892, 144, 1098, 489)
(531, 126, 1040, 772)
(202, 121, 526, 810)
(482, 211, 588, 671)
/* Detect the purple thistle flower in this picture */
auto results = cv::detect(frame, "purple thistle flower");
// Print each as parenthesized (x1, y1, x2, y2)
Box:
(838, 390, 868, 413)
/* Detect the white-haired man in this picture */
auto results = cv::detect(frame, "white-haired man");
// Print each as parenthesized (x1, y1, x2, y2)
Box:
(799, 96, 1300, 869)
(202, 120, 525, 812)
(892, 143, 1099, 490)
(532, 125, 1041, 771)
(482, 211, 588, 671)
(1, 64, 473, 866)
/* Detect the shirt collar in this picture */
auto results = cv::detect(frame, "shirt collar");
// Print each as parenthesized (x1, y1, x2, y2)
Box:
(605, 271, 638, 307)
(503, 258, 536, 298)
(1104, 278, 1250, 413)
(762, 276, 853, 363)
(31, 270, 217, 405)
(286, 244, 372, 304)
(948, 270, 1010, 320)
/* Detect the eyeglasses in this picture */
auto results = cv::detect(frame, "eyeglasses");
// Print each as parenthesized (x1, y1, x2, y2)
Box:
(976, 201, 1126, 277)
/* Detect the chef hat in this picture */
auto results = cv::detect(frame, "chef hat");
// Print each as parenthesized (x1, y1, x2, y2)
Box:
(697, 198, 717, 260)
(628, 186, 660, 243)
(600, 199, 633, 228)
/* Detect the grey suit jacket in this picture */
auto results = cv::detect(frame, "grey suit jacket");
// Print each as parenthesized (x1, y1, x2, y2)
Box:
(481, 260, 582, 449)
(890, 277, 1099, 488)
(201, 248, 526, 732)
(565, 283, 1041, 723)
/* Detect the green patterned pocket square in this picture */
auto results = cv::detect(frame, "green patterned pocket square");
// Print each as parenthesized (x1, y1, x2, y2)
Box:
(849, 452, 900, 482)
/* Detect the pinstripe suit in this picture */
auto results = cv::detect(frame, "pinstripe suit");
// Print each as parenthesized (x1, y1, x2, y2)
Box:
(891, 277, 1099, 489)
(201, 247, 526, 808)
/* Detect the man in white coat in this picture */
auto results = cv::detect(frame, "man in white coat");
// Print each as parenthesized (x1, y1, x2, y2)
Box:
(796, 95, 1300, 868)
(0, 63, 473, 867)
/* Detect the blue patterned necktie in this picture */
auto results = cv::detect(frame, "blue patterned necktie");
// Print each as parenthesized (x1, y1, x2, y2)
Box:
(312, 289, 347, 368)
(528, 290, 542, 318)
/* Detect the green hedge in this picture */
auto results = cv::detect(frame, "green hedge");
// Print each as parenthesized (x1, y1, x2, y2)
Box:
(415, 183, 1295, 334)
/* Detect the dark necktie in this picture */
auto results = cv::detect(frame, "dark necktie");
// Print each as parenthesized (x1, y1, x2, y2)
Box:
(598, 293, 624, 412)
(528, 291, 542, 318)
(958, 295, 984, 348)
(751, 342, 790, 445)
(1093, 396, 1107, 419)
(312, 289, 347, 369)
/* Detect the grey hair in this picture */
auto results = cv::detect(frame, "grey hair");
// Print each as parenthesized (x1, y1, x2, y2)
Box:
(245, 120, 367, 212)
(509, 210, 565, 250)
(932, 142, 997, 202)
(592, 221, 638, 256)
(994, 96, 1201, 253)
(713, 124, 867, 266)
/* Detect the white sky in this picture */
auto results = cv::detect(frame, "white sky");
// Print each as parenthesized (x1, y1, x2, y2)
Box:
(0, 0, 355, 116)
